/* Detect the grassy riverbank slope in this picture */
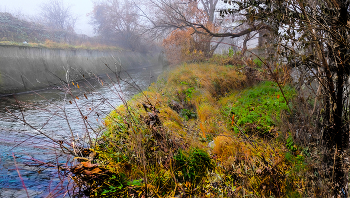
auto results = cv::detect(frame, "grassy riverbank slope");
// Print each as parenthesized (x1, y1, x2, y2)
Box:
(71, 56, 317, 197)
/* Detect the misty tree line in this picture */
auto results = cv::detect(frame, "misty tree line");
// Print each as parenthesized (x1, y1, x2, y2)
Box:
(0, 0, 269, 53)
(0, 12, 88, 44)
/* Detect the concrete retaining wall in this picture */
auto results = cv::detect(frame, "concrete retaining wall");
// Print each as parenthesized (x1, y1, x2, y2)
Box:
(0, 45, 162, 94)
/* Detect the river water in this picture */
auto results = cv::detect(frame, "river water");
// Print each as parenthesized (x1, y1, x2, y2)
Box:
(0, 65, 163, 197)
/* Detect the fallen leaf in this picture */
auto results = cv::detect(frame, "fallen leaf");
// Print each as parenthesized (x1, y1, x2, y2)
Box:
(90, 167, 102, 174)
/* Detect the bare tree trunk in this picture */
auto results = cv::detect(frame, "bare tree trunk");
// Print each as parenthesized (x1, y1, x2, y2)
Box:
(241, 33, 250, 56)
(258, 29, 267, 48)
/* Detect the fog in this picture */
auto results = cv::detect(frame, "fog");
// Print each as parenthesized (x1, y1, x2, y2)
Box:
(0, 0, 261, 56)
(0, 0, 95, 36)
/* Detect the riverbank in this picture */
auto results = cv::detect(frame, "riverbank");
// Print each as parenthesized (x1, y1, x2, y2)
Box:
(67, 55, 316, 197)
(0, 45, 164, 94)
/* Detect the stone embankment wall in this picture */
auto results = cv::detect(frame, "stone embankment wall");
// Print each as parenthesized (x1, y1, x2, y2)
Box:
(0, 45, 162, 94)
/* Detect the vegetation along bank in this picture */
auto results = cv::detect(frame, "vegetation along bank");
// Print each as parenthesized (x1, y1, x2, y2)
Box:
(66, 54, 329, 197)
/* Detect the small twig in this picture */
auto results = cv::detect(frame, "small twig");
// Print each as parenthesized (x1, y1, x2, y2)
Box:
(332, 144, 337, 183)
(232, 122, 255, 146)
(12, 153, 30, 198)
(13, 95, 25, 123)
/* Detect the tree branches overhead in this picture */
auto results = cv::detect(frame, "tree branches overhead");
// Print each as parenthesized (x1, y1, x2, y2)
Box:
(148, 0, 269, 39)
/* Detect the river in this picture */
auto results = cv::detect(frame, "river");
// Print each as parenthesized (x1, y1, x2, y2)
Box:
(0, 65, 164, 197)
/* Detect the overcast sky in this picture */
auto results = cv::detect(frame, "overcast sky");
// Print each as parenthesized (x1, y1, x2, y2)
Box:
(0, 0, 95, 36)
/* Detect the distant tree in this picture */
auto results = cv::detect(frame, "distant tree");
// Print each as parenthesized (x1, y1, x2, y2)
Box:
(90, 0, 143, 50)
(39, 0, 77, 32)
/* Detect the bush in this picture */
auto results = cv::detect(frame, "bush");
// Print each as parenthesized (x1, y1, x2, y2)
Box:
(174, 148, 214, 188)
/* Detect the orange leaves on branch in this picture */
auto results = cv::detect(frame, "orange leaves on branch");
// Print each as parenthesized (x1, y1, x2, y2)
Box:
(163, 28, 193, 64)
(163, 27, 217, 64)
(162, 2, 221, 64)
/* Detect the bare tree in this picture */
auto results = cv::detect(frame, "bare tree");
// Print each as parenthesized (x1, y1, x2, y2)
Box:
(144, 0, 268, 57)
(39, 0, 77, 32)
(91, 0, 145, 50)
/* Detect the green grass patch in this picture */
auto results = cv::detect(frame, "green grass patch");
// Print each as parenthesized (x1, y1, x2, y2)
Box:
(253, 57, 264, 68)
(223, 81, 296, 136)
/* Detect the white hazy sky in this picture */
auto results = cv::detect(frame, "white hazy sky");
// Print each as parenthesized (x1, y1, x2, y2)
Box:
(0, 0, 95, 36)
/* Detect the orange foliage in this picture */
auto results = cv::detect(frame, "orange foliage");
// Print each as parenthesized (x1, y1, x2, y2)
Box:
(162, 1, 220, 64)
(162, 28, 205, 64)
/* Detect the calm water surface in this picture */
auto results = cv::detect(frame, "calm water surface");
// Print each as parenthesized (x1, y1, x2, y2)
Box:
(0, 65, 163, 197)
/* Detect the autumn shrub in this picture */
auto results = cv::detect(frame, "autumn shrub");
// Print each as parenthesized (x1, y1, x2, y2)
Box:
(209, 53, 246, 67)
(162, 24, 221, 65)
(212, 135, 237, 162)
(163, 28, 208, 64)
(198, 103, 223, 137)
(166, 63, 247, 99)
